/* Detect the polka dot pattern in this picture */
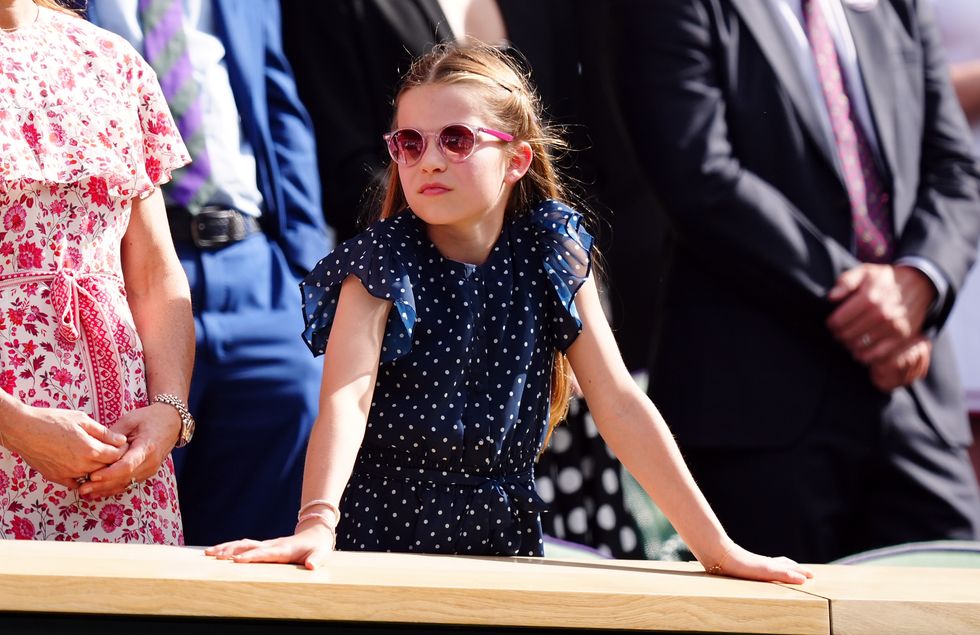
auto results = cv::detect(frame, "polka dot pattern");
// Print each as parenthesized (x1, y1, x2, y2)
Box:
(536, 399, 646, 559)
(299, 200, 593, 556)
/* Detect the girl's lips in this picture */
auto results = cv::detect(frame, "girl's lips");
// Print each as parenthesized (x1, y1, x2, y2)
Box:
(419, 184, 450, 196)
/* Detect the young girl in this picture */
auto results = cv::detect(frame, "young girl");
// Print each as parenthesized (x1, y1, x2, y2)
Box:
(207, 43, 812, 584)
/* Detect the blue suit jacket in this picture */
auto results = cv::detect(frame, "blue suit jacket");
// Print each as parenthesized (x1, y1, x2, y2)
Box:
(88, 0, 332, 274)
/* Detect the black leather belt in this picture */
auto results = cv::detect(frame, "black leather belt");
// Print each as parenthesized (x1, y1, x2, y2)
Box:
(168, 206, 262, 249)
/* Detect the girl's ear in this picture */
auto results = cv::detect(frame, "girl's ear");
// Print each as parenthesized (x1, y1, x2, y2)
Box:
(504, 141, 533, 185)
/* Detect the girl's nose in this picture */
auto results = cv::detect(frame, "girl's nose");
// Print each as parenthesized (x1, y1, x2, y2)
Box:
(418, 138, 446, 172)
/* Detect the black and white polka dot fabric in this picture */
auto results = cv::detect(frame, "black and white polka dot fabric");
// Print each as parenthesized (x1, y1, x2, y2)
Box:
(300, 199, 593, 556)
(536, 397, 646, 559)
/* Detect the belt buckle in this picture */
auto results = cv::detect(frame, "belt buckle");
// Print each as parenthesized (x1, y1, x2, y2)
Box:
(190, 208, 237, 249)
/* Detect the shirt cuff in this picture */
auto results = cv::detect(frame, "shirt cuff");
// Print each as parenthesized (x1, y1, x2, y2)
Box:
(895, 256, 949, 322)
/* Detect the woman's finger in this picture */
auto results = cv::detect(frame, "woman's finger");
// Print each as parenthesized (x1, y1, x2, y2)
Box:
(80, 479, 139, 500)
(76, 418, 128, 448)
(90, 441, 148, 480)
(55, 477, 84, 490)
(83, 436, 129, 465)
(81, 453, 146, 499)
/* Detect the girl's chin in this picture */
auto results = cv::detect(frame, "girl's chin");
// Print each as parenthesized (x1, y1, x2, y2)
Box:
(408, 199, 452, 218)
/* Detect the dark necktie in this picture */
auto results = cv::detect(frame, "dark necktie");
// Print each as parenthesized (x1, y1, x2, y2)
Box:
(804, 0, 893, 262)
(138, 0, 215, 213)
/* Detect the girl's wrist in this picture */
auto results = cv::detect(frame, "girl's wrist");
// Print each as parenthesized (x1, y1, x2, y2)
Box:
(296, 510, 338, 532)
(295, 516, 337, 545)
(297, 499, 341, 528)
(701, 537, 738, 576)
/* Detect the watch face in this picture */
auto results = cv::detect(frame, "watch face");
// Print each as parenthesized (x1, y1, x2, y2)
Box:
(183, 416, 195, 444)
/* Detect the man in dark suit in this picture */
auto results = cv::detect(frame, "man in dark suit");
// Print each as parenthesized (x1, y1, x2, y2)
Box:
(615, 0, 980, 563)
(87, 0, 333, 545)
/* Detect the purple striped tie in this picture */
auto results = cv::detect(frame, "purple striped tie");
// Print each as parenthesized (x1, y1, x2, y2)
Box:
(139, 0, 214, 212)
(804, 0, 893, 263)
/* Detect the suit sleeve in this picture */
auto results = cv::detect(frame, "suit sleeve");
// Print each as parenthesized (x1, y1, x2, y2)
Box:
(613, 0, 860, 319)
(895, 0, 980, 327)
(263, 0, 334, 274)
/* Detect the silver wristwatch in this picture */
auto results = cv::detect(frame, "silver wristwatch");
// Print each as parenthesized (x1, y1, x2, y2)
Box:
(153, 393, 196, 448)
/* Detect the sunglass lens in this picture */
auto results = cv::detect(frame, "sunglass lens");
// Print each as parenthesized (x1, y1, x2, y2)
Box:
(440, 125, 476, 161)
(391, 130, 424, 164)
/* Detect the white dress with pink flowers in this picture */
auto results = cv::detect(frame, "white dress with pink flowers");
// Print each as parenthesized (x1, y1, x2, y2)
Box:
(0, 8, 189, 542)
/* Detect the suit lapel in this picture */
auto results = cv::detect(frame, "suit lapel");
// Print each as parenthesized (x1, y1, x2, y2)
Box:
(843, 5, 899, 195)
(729, 0, 844, 182)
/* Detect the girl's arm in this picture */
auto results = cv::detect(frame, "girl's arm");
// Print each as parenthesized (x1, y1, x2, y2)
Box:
(566, 277, 812, 584)
(81, 188, 194, 498)
(206, 274, 391, 569)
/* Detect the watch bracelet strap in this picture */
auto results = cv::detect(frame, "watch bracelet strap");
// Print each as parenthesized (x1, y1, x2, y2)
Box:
(153, 393, 192, 447)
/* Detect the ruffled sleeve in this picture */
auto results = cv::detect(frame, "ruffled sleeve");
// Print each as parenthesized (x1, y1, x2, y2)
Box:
(300, 215, 418, 363)
(0, 17, 189, 199)
(132, 54, 192, 197)
(528, 200, 595, 351)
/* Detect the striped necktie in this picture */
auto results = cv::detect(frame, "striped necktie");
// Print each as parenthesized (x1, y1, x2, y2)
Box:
(804, 0, 893, 263)
(138, 0, 215, 213)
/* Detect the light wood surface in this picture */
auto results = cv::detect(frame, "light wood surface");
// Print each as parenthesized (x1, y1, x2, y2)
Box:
(0, 540, 827, 633)
(798, 564, 980, 635)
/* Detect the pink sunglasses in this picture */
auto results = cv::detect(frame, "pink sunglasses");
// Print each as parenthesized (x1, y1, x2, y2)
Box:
(384, 123, 514, 166)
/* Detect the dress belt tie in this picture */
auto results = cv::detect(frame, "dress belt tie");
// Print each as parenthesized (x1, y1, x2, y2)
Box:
(0, 268, 130, 425)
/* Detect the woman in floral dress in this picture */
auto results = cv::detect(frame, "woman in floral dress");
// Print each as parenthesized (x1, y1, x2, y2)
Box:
(0, 0, 193, 543)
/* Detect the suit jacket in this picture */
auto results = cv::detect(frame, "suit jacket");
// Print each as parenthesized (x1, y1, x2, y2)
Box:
(614, 0, 980, 448)
(88, 0, 332, 275)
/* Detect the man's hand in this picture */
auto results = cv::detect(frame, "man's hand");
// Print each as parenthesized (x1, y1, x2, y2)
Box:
(826, 264, 936, 365)
(869, 336, 932, 392)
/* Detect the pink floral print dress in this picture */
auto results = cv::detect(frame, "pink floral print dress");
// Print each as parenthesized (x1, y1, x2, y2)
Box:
(0, 8, 189, 543)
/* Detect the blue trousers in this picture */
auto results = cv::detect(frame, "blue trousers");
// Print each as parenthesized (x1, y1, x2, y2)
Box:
(173, 234, 322, 546)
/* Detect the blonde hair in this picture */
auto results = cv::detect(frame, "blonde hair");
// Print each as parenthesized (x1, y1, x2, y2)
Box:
(375, 42, 575, 449)
(34, 0, 80, 15)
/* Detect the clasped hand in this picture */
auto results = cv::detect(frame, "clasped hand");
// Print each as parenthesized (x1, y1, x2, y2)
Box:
(6, 402, 180, 499)
(826, 263, 935, 391)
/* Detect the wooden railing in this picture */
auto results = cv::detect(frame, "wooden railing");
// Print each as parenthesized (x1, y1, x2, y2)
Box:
(0, 540, 978, 633)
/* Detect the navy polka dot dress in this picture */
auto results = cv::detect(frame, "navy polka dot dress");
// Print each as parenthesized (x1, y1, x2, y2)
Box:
(300, 200, 593, 556)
